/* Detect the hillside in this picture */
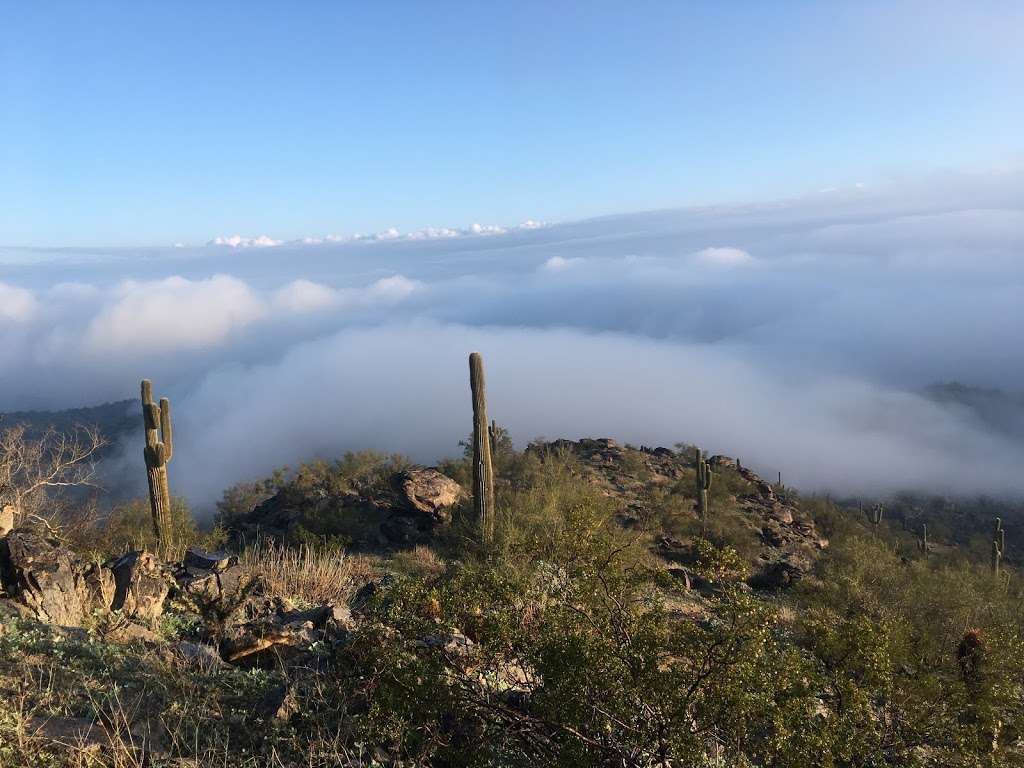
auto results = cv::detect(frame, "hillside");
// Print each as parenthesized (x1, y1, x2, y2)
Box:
(0, 433, 1020, 766)
(0, 399, 135, 454)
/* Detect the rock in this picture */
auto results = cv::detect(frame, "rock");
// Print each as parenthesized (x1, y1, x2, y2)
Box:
(0, 505, 15, 538)
(220, 621, 316, 663)
(749, 557, 809, 591)
(27, 715, 113, 752)
(257, 683, 298, 722)
(0, 598, 31, 622)
(171, 640, 225, 670)
(398, 469, 464, 523)
(417, 631, 475, 657)
(107, 621, 162, 645)
(770, 507, 795, 525)
(108, 551, 169, 621)
(709, 455, 736, 468)
(83, 561, 117, 609)
(0, 530, 95, 626)
(183, 547, 235, 572)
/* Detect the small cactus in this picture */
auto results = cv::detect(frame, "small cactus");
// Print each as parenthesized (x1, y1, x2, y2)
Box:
(469, 353, 496, 544)
(695, 449, 712, 526)
(141, 379, 173, 554)
(992, 518, 1005, 577)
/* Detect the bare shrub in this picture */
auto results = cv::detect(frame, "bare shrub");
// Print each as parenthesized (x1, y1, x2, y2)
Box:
(0, 422, 105, 529)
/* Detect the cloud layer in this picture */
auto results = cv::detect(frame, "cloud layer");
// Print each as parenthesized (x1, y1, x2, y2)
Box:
(1, 170, 1022, 507)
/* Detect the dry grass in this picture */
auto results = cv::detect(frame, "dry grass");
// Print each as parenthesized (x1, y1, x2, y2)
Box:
(240, 540, 376, 607)
(391, 545, 446, 579)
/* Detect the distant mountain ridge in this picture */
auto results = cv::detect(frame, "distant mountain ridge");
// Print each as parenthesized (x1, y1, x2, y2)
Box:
(0, 399, 136, 447)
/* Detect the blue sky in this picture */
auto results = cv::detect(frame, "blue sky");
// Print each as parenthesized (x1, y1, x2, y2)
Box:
(2, 1, 1022, 246)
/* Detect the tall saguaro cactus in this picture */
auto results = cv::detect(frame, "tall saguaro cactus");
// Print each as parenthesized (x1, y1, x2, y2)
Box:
(918, 523, 929, 555)
(141, 379, 173, 553)
(695, 449, 712, 529)
(469, 353, 496, 543)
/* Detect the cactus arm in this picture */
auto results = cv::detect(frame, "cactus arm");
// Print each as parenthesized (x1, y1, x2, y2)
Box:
(160, 397, 173, 462)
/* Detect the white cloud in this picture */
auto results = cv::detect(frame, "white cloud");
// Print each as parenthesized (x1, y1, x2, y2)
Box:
(406, 227, 461, 240)
(84, 275, 266, 353)
(692, 246, 755, 267)
(541, 255, 585, 272)
(0, 282, 38, 322)
(468, 223, 507, 236)
(365, 274, 419, 302)
(209, 234, 282, 248)
(273, 279, 340, 313)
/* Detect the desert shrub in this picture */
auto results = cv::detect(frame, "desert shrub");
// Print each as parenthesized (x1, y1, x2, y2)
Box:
(102, 496, 206, 558)
(214, 468, 286, 526)
(332, 501, 824, 767)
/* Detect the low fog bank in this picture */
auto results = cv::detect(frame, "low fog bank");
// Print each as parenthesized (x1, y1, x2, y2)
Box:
(2, 170, 1022, 507)
(98, 323, 1024, 511)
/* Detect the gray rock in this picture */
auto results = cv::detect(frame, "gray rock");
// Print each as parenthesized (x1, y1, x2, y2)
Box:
(108, 551, 169, 621)
(0, 530, 95, 626)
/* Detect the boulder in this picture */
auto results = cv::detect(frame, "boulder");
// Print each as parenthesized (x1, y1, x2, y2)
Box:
(108, 551, 169, 621)
(177, 561, 256, 619)
(183, 547, 235, 572)
(0, 530, 95, 626)
(170, 640, 225, 670)
(398, 468, 464, 523)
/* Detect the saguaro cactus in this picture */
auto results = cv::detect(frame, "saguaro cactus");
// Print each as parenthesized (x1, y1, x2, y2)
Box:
(918, 523, 929, 555)
(141, 379, 173, 553)
(469, 353, 496, 543)
(695, 449, 712, 526)
(993, 518, 1005, 577)
(869, 503, 884, 535)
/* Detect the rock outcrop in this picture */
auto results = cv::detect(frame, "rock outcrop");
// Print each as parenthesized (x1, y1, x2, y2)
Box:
(527, 439, 827, 589)
(228, 466, 465, 551)
(0, 530, 98, 625)
(0, 530, 171, 626)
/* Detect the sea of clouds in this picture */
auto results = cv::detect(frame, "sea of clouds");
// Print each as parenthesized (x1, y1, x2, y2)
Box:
(1, 169, 1022, 507)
